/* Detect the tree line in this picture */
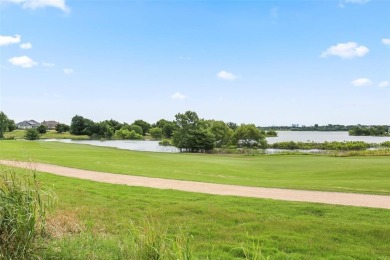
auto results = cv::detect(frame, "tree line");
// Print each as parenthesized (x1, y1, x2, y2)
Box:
(68, 111, 271, 152)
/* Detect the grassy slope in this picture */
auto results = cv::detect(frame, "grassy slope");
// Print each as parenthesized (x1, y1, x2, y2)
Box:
(1, 140, 390, 194)
(4, 130, 89, 140)
(17, 168, 389, 259)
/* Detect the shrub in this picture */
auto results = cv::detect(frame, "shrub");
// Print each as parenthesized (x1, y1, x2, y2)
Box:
(0, 167, 53, 259)
(37, 125, 47, 134)
(159, 139, 173, 146)
(25, 128, 40, 140)
(149, 127, 163, 139)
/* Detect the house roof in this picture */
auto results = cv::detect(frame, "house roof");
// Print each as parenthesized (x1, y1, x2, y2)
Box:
(16, 120, 40, 126)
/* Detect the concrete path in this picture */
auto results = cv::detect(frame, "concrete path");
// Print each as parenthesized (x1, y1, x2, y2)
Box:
(1, 160, 389, 209)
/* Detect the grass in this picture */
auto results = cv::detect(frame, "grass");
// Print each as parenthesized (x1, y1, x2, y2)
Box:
(4, 166, 388, 259)
(1, 140, 390, 195)
(4, 130, 89, 140)
(0, 167, 53, 259)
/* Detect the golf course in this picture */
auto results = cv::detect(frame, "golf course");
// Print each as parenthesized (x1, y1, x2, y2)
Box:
(1, 140, 390, 259)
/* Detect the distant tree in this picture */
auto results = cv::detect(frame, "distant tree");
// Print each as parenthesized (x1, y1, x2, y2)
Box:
(25, 128, 40, 140)
(37, 125, 47, 134)
(226, 122, 238, 131)
(55, 123, 70, 133)
(70, 115, 95, 136)
(233, 124, 267, 148)
(113, 129, 143, 140)
(172, 111, 215, 152)
(149, 127, 163, 139)
(123, 124, 143, 135)
(209, 120, 233, 147)
(133, 120, 151, 135)
(0, 112, 9, 138)
(155, 119, 176, 138)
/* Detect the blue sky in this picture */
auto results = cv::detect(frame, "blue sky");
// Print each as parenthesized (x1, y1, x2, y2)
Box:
(1, 0, 389, 126)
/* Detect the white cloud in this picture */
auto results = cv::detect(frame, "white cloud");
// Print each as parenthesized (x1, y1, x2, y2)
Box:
(19, 42, 32, 49)
(63, 68, 74, 75)
(378, 81, 389, 88)
(42, 62, 55, 67)
(171, 92, 187, 100)
(0, 34, 21, 46)
(382, 39, 390, 45)
(321, 42, 369, 58)
(1, 0, 69, 12)
(351, 78, 372, 87)
(344, 0, 369, 3)
(8, 56, 38, 68)
(217, 70, 237, 81)
(339, 0, 369, 7)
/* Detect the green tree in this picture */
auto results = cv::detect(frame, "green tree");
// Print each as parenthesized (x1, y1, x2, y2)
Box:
(123, 124, 143, 135)
(233, 124, 267, 148)
(149, 127, 163, 139)
(0, 111, 9, 138)
(172, 111, 215, 152)
(55, 123, 70, 133)
(133, 120, 151, 135)
(37, 125, 47, 134)
(24, 128, 40, 140)
(155, 119, 176, 138)
(209, 120, 233, 147)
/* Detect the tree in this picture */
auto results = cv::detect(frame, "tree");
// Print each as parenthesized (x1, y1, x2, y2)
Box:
(226, 122, 238, 131)
(133, 120, 151, 135)
(155, 119, 176, 138)
(55, 123, 70, 133)
(172, 111, 215, 152)
(122, 124, 143, 135)
(209, 120, 233, 147)
(37, 125, 47, 134)
(0, 111, 9, 138)
(70, 115, 94, 135)
(25, 128, 40, 140)
(233, 124, 267, 148)
(149, 127, 163, 139)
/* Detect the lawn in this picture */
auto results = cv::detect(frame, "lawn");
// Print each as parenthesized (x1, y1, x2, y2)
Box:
(1, 140, 390, 194)
(4, 130, 89, 140)
(4, 166, 389, 259)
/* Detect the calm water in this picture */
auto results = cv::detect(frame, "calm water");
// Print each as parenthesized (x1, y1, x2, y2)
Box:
(43, 131, 389, 153)
(267, 131, 390, 144)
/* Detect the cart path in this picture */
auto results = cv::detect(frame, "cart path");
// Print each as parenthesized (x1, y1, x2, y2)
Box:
(1, 160, 389, 209)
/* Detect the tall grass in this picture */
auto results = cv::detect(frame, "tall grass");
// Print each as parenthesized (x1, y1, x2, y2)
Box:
(0, 167, 53, 259)
(128, 218, 194, 260)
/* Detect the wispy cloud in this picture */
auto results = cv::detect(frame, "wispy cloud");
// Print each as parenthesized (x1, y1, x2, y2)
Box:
(171, 92, 187, 100)
(378, 81, 389, 88)
(321, 42, 369, 59)
(217, 70, 237, 81)
(1, 0, 69, 12)
(382, 39, 390, 45)
(63, 68, 74, 75)
(8, 56, 38, 68)
(338, 0, 370, 8)
(351, 78, 372, 87)
(0, 34, 21, 46)
(20, 42, 32, 49)
(42, 62, 55, 67)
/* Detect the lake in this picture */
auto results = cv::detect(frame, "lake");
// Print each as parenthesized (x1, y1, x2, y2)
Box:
(43, 131, 390, 153)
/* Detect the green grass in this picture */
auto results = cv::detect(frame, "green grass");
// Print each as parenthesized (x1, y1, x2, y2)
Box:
(1, 140, 390, 194)
(6, 166, 388, 259)
(4, 130, 89, 140)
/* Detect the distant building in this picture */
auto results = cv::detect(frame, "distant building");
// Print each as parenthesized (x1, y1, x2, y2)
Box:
(292, 124, 300, 128)
(41, 120, 59, 130)
(16, 120, 41, 129)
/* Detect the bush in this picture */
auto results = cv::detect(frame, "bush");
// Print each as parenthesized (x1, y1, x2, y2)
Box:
(149, 127, 163, 139)
(114, 129, 144, 140)
(37, 125, 47, 134)
(159, 139, 173, 146)
(25, 128, 40, 140)
(0, 168, 52, 259)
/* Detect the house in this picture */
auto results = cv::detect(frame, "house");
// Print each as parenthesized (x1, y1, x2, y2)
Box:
(41, 120, 59, 130)
(16, 120, 41, 129)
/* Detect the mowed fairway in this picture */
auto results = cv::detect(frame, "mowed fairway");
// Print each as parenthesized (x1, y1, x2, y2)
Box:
(1, 140, 390, 194)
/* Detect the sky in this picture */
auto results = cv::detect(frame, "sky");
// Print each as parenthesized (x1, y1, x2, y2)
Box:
(0, 0, 389, 126)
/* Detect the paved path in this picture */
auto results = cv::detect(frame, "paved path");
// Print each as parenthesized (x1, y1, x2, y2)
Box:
(1, 160, 389, 209)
